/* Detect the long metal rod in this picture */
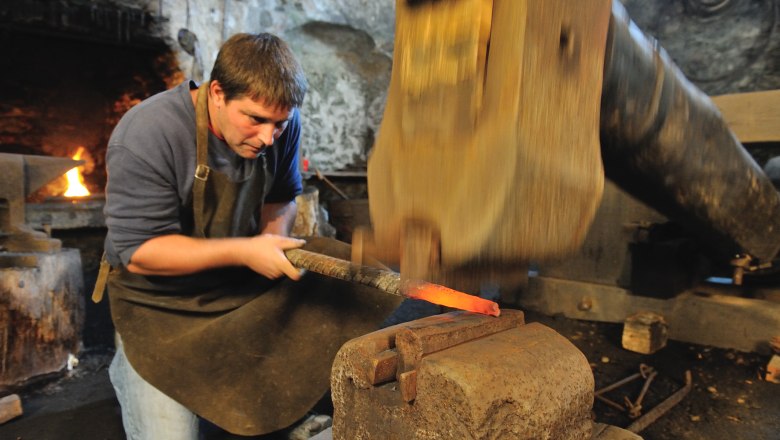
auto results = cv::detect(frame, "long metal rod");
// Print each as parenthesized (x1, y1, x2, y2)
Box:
(595, 364, 653, 396)
(314, 169, 350, 200)
(627, 370, 658, 418)
(595, 394, 625, 412)
(284, 248, 500, 316)
(285, 248, 403, 296)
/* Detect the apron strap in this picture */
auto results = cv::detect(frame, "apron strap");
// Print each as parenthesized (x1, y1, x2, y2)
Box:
(193, 82, 211, 238)
(91, 251, 111, 303)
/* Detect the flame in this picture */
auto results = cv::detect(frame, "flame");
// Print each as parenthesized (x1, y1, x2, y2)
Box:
(404, 281, 501, 316)
(64, 147, 91, 197)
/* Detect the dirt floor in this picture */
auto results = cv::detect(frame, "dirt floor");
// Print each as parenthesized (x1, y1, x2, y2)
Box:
(529, 311, 780, 440)
(1, 305, 777, 440)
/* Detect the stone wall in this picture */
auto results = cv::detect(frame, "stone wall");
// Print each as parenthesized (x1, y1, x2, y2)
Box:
(621, 0, 780, 95)
(621, 0, 780, 166)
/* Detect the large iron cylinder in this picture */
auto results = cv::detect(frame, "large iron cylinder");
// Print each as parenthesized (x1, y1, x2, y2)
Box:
(600, 1, 780, 262)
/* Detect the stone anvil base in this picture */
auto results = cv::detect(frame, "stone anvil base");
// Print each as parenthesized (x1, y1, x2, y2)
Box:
(331, 310, 596, 439)
(0, 249, 84, 388)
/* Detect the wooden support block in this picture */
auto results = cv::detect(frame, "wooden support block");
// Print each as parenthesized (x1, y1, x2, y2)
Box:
(766, 355, 780, 384)
(622, 312, 668, 354)
(712, 90, 780, 143)
(0, 394, 23, 425)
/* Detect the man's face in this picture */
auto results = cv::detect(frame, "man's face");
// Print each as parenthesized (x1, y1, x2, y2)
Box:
(209, 82, 293, 159)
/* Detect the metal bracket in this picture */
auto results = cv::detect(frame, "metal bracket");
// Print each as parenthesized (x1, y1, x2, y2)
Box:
(731, 253, 772, 285)
(194, 164, 210, 181)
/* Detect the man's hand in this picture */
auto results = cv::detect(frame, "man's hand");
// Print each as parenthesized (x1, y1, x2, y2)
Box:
(239, 234, 306, 280)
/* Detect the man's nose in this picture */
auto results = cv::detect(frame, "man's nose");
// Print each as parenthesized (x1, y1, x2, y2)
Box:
(257, 124, 276, 146)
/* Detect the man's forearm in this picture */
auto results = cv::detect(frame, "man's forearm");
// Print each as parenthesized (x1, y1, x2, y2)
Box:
(125, 200, 301, 277)
(261, 200, 298, 235)
(127, 233, 306, 279)
(127, 234, 250, 276)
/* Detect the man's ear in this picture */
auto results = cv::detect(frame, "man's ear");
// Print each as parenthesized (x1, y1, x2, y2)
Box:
(209, 80, 225, 107)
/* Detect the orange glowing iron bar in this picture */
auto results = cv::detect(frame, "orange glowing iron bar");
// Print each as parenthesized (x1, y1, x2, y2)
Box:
(403, 280, 500, 316)
(284, 248, 501, 317)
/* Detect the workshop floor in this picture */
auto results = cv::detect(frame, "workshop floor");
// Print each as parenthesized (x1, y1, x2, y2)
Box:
(1, 308, 777, 440)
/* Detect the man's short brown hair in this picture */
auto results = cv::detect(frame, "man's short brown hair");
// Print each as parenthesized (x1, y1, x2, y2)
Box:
(210, 33, 308, 108)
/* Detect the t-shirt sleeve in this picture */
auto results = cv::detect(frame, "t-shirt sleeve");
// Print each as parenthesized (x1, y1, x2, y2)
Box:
(264, 109, 303, 203)
(104, 144, 182, 267)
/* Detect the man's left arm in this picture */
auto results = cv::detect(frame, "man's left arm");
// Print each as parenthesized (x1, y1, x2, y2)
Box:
(261, 201, 297, 235)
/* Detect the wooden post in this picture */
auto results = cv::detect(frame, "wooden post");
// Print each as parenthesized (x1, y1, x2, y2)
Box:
(0, 394, 23, 425)
(712, 90, 780, 143)
(622, 312, 668, 354)
(766, 355, 780, 384)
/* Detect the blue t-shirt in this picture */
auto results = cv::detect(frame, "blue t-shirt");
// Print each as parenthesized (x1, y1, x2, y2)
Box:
(104, 80, 303, 267)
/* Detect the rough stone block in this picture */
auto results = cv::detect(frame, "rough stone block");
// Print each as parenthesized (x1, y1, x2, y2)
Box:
(332, 311, 594, 439)
(0, 249, 84, 388)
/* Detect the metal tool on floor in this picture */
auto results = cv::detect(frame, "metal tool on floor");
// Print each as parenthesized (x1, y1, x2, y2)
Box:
(594, 363, 655, 414)
(627, 371, 693, 434)
(625, 370, 658, 419)
(594, 363, 693, 433)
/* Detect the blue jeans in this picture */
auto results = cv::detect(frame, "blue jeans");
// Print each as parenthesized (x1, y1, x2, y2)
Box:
(109, 335, 199, 440)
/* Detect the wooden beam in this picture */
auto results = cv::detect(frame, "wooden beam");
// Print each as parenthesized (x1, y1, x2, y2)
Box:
(712, 90, 780, 143)
(523, 275, 780, 354)
(0, 394, 23, 425)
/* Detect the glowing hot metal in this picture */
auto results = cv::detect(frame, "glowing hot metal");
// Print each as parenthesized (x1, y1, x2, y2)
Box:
(403, 281, 500, 316)
(284, 248, 500, 316)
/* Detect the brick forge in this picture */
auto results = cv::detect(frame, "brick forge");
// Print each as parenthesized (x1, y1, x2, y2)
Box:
(331, 310, 596, 439)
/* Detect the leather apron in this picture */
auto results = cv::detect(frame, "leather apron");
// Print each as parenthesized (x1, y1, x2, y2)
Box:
(106, 83, 401, 435)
